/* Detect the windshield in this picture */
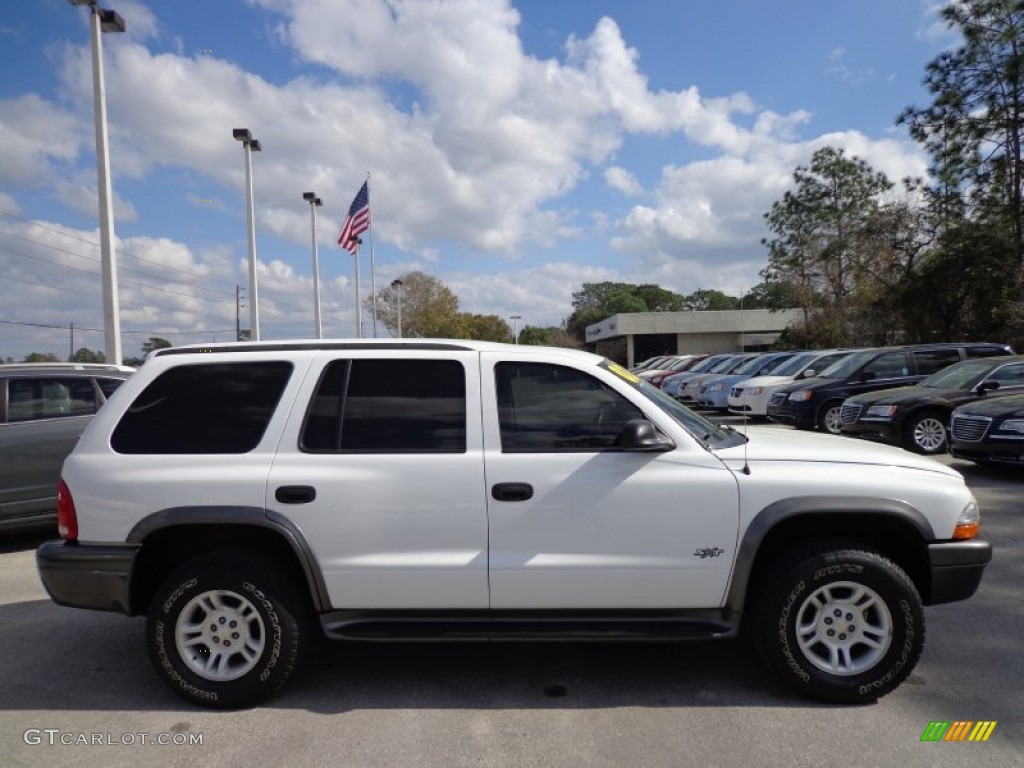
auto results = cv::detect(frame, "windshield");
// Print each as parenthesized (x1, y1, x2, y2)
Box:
(690, 355, 727, 373)
(920, 360, 993, 389)
(601, 361, 745, 449)
(721, 355, 755, 374)
(817, 349, 881, 379)
(771, 352, 818, 377)
(706, 355, 741, 374)
(666, 357, 694, 371)
(734, 355, 769, 375)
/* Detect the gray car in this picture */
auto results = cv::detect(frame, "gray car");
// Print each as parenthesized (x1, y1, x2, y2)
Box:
(0, 363, 133, 531)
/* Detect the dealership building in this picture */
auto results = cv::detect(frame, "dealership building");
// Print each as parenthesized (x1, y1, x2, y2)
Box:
(585, 309, 803, 367)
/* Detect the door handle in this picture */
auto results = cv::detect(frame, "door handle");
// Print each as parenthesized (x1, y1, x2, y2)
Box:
(275, 485, 317, 504)
(491, 482, 533, 502)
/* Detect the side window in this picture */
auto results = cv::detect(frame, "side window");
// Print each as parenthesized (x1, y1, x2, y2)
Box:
(988, 363, 1024, 387)
(862, 353, 909, 379)
(495, 362, 644, 453)
(111, 362, 292, 454)
(913, 349, 961, 375)
(96, 377, 125, 399)
(301, 359, 466, 453)
(966, 346, 1007, 358)
(7, 377, 97, 422)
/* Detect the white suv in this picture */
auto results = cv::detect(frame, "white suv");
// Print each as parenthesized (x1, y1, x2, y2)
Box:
(36, 340, 990, 708)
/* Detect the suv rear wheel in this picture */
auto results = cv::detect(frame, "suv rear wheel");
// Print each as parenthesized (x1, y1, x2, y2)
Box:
(750, 541, 925, 703)
(146, 550, 308, 708)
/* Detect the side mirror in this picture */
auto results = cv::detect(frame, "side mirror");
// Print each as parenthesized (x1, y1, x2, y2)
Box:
(859, 371, 876, 382)
(801, 369, 816, 379)
(978, 380, 1001, 394)
(618, 419, 674, 452)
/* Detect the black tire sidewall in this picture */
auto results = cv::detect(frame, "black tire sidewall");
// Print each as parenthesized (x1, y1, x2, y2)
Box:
(756, 548, 924, 703)
(146, 552, 303, 708)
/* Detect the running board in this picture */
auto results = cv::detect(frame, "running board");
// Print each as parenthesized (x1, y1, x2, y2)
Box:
(319, 610, 739, 642)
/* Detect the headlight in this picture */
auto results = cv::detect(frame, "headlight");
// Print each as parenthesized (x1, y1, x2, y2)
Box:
(865, 405, 898, 419)
(953, 499, 980, 540)
(708, 383, 724, 392)
(997, 419, 1024, 434)
(788, 391, 814, 401)
(747, 387, 764, 396)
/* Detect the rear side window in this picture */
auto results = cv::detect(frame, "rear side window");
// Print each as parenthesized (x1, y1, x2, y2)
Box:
(301, 359, 466, 453)
(913, 349, 962, 375)
(6, 377, 97, 422)
(966, 346, 1011, 358)
(863, 352, 909, 379)
(111, 362, 292, 454)
(96, 377, 125, 399)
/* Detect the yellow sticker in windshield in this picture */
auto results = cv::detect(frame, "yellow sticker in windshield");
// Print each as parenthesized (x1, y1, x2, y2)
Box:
(606, 362, 641, 384)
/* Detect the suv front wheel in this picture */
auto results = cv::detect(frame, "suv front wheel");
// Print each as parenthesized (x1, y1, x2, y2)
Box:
(816, 401, 844, 435)
(146, 550, 308, 708)
(751, 542, 925, 703)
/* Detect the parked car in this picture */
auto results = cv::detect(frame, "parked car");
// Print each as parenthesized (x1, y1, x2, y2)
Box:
(679, 353, 759, 405)
(767, 343, 1013, 435)
(950, 393, 1024, 466)
(728, 349, 852, 417)
(631, 355, 673, 373)
(839, 356, 1024, 454)
(0, 363, 133, 532)
(637, 354, 699, 381)
(36, 339, 990, 709)
(660, 353, 736, 398)
(644, 354, 709, 388)
(696, 351, 797, 412)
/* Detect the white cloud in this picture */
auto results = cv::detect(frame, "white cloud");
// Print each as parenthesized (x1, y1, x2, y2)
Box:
(55, 177, 139, 223)
(0, 94, 84, 184)
(605, 166, 643, 196)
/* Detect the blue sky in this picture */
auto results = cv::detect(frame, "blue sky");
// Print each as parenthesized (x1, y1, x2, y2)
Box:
(0, 0, 955, 359)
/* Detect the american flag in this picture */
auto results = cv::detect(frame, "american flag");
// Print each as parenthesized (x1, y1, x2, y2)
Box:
(338, 181, 370, 254)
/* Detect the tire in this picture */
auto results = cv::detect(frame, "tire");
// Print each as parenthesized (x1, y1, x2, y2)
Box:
(750, 541, 925, 703)
(816, 401, 844, 435)
(146, 549, 308, 709)
(904, 411, 947, 454)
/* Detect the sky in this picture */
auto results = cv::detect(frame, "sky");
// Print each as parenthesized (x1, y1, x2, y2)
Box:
(0, 0, 960, 360)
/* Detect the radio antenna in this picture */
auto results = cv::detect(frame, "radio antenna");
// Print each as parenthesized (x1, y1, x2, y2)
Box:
(740, 292, 751, 475)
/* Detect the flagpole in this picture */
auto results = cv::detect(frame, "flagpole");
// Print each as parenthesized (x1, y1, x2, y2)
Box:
(354, 246, 362, 338)
(367, 171, 377, 337)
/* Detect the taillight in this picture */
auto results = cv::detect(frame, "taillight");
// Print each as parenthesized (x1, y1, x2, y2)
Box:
(57, 478, 78, 540)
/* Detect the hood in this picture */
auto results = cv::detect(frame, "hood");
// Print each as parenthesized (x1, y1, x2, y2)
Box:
(955, 393, 1024, 418)
(737, 374, 793, 389)
(849, 385, 961, 406)
(713, 425, 961, 477)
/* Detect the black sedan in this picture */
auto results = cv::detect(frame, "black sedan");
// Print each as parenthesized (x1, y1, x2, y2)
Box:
(950, 394, 1024, 466)
(838, 356, 1024, 454)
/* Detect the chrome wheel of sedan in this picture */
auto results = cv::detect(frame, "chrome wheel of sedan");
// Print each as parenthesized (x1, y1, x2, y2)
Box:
(907, 412, 947, 454)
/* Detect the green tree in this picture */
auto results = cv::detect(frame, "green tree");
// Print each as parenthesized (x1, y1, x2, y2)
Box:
(565, 281, 684, 342)
(741, 281, 803, 310)
(682, 288, 740, 311)
(898, 0, 1024, 338)
(519, 325, 581, 348)
(460, 313, 512, 342)
(141, 337, 173, 357)
(761, 146, 893, 345)
(69, 347, 105, 363)
(23, 352, 60, 362)
(369, 271, 464, 338)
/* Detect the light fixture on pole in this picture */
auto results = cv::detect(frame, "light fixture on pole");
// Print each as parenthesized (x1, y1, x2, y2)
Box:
(303, 192, 323, 339)
(390, 278, 404, 338)
(233, 128, 261, 341)
(68, 0, 125, 365)
(510, 314, 522, 344)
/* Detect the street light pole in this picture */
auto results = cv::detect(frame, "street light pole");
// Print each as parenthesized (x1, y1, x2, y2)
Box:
(233, 129, 261, 341)
(303, 192, 323, 338)
(391, 278, 404, 338)
(510, 314, 522, 344)
(69, 0, 125, 365)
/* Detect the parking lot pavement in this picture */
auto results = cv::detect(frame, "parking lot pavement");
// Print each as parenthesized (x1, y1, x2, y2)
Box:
(1, 457, 1020, 768)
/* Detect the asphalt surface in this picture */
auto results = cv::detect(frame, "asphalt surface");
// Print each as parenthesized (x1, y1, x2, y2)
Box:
(0, 445, 1020, 767)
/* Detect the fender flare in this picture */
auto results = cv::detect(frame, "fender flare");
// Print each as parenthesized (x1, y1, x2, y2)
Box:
(127, 506, 331, 612)
(724, 495, 934, 612)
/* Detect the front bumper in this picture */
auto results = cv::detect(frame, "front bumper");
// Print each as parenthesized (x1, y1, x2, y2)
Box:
(927, 540, 992, 605)
(36, 540, 140, 615)
(766, 401, 816, 429)
(950, 440, 1024, 464)
(840, 421, 901, 446)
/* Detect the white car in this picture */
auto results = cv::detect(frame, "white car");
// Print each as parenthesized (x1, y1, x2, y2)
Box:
(728, 349, 851, 416)
(36, 340, 989, 709)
